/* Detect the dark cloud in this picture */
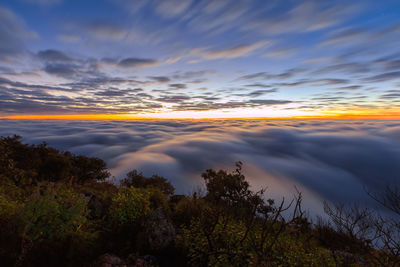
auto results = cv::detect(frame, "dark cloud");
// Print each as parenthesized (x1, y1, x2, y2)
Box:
(380, 93, 400, 99)
(364, 71, 400, 83)
(313, 62, 370, 74)
(249, 99, 290, 105)
(0, 77, 164, 114)
(117, 58, 160, 68)
(1, 119, 400, 216)
(171, 70, 215, 80)
(156, 94, 191, 103)
(136, 92, 153, 99)
(173, 98, 291, 111)
(316, 78, 349, 85)
(44, 63, 77, 78)
(239, 69, 303, 81)
(382, 60, 400, 71)
(37, 49, 73, 62)
(245, 83, 273, 88)
(244, 89, 278, 97)
(232, 88, 277, 97)
(169, 83, 187, 89)
(148, 76, 170, 83)
(94, 89, 130, 97)
(336, 85, 362, 90)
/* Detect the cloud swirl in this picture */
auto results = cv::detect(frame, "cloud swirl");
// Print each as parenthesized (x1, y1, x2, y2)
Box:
(1, 119, 399, 215)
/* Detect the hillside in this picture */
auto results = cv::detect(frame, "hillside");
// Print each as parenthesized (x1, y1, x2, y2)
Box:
(0, 135, 399, 266)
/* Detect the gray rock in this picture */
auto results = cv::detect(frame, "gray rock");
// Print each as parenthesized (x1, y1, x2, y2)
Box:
(94, 253, 126, 267)
(127, 254, 158, 267)
(140, 208, 176, 251)
(84, 192, 104, 218)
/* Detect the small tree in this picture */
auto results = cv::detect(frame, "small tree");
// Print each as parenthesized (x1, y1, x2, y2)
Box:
(120, 170, 175, 196)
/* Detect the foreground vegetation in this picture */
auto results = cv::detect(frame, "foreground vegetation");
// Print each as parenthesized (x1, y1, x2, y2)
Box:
(0, 135, 399, 266)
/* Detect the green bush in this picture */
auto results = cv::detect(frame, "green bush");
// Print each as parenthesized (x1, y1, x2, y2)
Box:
(179, 214, 337, 266)
(21, 185, 91, 243)
(120, 170, 175, 196)
(0, 192, 22, 265)
(146, 187, 170, 212)
(0, 135, 110, 186)
(172, 195, 206, 227)
(179, 216, 252, 266)
(0, 183, 98, 266)
(109, 187, 151, 225)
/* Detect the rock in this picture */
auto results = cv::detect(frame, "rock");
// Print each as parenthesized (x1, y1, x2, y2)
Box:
(140, 208, 176, 251)
(127, 254, 158, 267)
(93, 253, 126, 267)
(132, 255, 158, 267)
(84, 192, 104, 218)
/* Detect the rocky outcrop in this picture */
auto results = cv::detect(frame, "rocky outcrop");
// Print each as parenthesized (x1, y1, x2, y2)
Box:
(139, 208, 176, 251)
(93, 254, 126, 267)
(84, 192, 104, 218)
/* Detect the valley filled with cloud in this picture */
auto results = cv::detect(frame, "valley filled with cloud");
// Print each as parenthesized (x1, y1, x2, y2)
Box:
(2, 119, 399, 215)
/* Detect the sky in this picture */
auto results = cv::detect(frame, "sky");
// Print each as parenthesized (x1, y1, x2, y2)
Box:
(1, 0, 400, 118)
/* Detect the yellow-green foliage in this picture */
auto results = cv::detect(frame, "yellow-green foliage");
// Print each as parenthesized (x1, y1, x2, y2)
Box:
(172, 196, 206, 227)
(0, 174, 24, 200)
(109, 186, 151, 225)
(0, 183, 98, 266)
(146, 187, 170, 212)
(179, 216, 338, 267)
(73, 180, 118, 211)
(21, 185, 92, 243)
(0, 192, 20, 219)
(179, 218, 251, 266)
(266, 230, 337, 266)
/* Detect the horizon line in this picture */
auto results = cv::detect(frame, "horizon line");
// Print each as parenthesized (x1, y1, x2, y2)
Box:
(1, 114, 399, 120)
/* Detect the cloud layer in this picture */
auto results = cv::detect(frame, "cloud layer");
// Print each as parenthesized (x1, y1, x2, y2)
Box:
(1, 119, 399, 215)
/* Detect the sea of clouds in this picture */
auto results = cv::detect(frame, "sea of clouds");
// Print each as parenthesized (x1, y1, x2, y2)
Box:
(1, 119, 400, 215)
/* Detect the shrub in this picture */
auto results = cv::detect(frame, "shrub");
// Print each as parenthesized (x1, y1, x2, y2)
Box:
(202, 161, 250, 204)
(0, 192, 22, 265)
(121, 170, 175, 196)
(172, 195, 206, 227)
(109, 187, 151, 226)
(0, 135, 110, 185)
(0, 183, 98, 266)
(146, 187, 170, 212)
(21, 185, 91, 243)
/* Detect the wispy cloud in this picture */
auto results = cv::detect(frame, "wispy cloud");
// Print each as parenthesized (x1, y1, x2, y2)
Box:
(22, 0, 62, 6)
(203, 41, 267, 60)
(0, 6, 38, 60)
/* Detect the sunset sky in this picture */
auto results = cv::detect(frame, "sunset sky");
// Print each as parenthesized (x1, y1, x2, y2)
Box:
(1, 0, 400, 119)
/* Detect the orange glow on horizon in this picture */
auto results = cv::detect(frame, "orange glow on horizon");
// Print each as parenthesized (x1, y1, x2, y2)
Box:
(1, 112, 400, 121)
